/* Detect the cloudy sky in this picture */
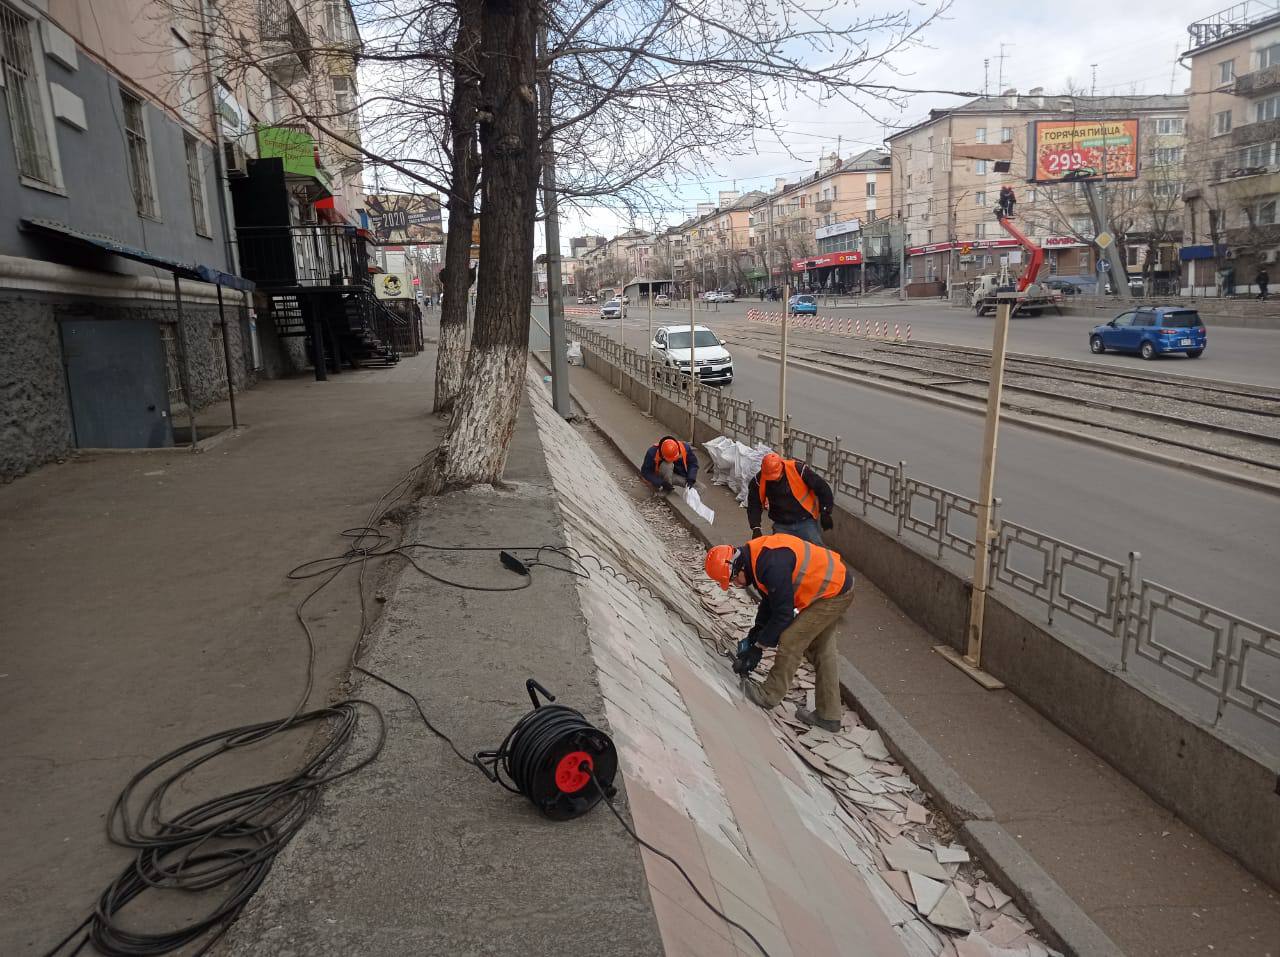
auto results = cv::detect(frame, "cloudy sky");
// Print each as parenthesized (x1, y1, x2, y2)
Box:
(543, 0, 1224, 250)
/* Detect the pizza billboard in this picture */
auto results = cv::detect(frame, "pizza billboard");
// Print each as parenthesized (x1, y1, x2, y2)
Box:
(1027, 119, 1140, 184)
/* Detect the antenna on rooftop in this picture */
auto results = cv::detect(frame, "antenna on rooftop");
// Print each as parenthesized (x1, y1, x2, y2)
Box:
(1090, 63, 1098, 96)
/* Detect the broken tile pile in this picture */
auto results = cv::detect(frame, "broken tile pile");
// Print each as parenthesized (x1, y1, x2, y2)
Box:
(646, 503, 1059, 957)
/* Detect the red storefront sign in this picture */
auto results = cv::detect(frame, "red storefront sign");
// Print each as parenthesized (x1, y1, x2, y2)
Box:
(790, 250, 863, 271)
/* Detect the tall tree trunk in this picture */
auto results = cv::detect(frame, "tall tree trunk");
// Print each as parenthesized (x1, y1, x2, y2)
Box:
(434, 0, 482, 414)
(439, 0, 540, 488)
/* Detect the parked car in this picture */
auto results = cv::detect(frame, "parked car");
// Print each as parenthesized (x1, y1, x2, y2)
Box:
(601, 298, 625, 319)
(585, 294, 598, 303)
(702, 291, 721, 302)
(715, 290, 736, 302)
(654, 293, 671, 307)
(650, 324, 734, 385)
(576, 296, 586, 304)
(789, 294, 818, 315)
(1089, 306, 1206, 360)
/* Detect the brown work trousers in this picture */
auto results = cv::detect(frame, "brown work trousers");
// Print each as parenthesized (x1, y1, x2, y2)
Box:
(757, 588, 854, 722)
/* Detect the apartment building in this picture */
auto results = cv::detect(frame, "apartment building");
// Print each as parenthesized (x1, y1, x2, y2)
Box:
(888, 91, 1187, 295)
(748, 149, 891, 291)
(0, 0, 367, 481)
(1180, 3, 1280, 294)
(674, 190, 765, 292)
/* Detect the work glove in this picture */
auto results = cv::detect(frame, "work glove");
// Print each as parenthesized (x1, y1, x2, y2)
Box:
(820, 512, 834, 531)
(661, 482, 675, 493)
(733, 637, 763, 676)
(751, 526, 763, 538)
(686, 478, 696, 489)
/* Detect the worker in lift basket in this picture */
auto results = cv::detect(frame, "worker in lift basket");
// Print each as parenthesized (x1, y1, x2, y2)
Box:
(705, 536, 854, 732)
(640, 436, 698, 493)
(998, 186, 1016, 219)
(746, 452, 834, 546)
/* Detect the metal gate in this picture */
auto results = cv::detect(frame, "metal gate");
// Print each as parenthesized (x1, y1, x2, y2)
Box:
(60, 319, 174, 449)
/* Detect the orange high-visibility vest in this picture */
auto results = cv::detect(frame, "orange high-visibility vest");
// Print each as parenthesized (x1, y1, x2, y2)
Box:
(746, 534, 846, 611)
(759, 459, 820, 520)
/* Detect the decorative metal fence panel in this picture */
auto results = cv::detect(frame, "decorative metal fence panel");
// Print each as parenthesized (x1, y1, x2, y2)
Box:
(560, 326, 1280, 740)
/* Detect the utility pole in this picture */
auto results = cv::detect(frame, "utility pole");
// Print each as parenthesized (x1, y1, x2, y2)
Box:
(996, 42, 1012, 92)
(688, 282, 697, 443)
(536, 18, 570, 416)
(778, 279, 790, 450)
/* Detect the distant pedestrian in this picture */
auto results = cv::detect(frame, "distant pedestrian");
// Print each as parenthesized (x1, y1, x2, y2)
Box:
(1257, 268, 1270, 301)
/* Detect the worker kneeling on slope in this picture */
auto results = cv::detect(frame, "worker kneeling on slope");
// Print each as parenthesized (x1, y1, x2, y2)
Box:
(641, 436, 699, 493)
(747, 452, 834, 546)
(705, 535, 854, 732)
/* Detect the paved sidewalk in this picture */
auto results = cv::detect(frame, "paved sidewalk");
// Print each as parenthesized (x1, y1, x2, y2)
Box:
(557, 352, 1280, 957)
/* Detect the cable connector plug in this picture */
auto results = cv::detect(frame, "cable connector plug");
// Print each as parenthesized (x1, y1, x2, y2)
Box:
(499, 550, 529, 576)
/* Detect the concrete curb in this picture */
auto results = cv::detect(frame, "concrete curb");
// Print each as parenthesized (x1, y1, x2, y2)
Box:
(555, 350, 1124, 957)
(757, 351, 1280, 497)
(960, 821, 1126, 957)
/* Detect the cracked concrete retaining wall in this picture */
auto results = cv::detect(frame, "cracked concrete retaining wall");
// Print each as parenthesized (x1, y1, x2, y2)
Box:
(580, 344, 1280, 893)
(0, 290, 299, 482)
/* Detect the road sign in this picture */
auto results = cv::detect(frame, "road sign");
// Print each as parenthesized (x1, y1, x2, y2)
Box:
(961, 243, 973, 254)
(1097, 259, 1111, 272)
(1095, 231, 1114, 249)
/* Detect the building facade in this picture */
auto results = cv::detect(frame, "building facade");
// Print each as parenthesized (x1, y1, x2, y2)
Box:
(888, 91, 1188, 296)
(0, 0, 368, 481)
(1180, 5, 1280, 294)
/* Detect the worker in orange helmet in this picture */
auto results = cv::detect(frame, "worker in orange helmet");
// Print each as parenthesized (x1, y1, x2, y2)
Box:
(747, 452, 834, 545)
(704, 535, 854, 732)
(640, 435, 698, 493)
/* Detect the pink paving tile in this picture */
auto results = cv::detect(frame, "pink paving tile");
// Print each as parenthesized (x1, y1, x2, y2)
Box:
(810, 841, 912, 956)
(625, 782, 718, 901)
(648, 886, 738, 957)
(763, 878, 843, 957)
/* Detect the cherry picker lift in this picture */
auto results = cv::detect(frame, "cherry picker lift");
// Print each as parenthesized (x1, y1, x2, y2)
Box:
(970, 209, 1062, 318)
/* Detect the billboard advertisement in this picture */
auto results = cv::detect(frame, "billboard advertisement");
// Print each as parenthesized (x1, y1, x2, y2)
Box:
(1027, 119, 1140, 183)
(365, 192, 443, 244)
(373, 273, 413, 300)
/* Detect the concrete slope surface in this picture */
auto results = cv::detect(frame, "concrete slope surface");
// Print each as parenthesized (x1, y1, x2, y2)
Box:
(526, 379, 1062, 957)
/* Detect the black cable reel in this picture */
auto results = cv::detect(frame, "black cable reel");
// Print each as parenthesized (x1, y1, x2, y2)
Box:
(475, 679, 618, 820)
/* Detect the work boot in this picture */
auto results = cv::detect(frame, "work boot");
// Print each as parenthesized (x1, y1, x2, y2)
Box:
(742, 680, 773, 711)
(795, 707, 841, 733)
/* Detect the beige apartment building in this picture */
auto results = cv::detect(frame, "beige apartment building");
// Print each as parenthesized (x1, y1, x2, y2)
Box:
(747, 149, 890, 291)
(888, 92, 1188, 296)
(1180, 4, 1280, 294)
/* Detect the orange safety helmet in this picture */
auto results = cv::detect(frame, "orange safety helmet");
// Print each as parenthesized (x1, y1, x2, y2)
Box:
(760, 452, 784, 482)
(704, 545, 737, 591)
(659, 438, 682, 462)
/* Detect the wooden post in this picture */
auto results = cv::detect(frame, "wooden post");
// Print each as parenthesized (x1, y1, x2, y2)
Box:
(688, 281, 696, 443)
(646, 286, 654, 416)
(778, 281, 790, 449)
(937, 299, 1009, 690)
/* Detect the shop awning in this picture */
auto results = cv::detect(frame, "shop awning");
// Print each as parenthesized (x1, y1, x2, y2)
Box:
(21, 218, 254, 290)
(257, 126, 333, 197)
(1179, 244, 1227, 261)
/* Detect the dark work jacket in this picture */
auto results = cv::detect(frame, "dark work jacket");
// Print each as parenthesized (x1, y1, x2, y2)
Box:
(741, 542, 852, 648)
(745, 462, 834, 530)
(639, 437, 699, 488)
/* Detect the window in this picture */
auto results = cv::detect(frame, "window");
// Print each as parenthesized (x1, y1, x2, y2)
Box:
(1, 2, 57, 186)
(1154, 117, 1184, 135)
(926, 166, 933, 182)
(926, 228, 934, 244)
(1153, 146, 1183, 166)
(1026, 188, 1036, 202)
(121, 88, 159, 218)
(1128, 247, 1142, 268)
(1153, 181, 1181, 199)
(1134, 309, 1156, 326)
(1111, 311, 1135, 327)
(1218, 59, 1235, 84)
(974, 127, 987, 144)
(331, 74, 354, 116)
(926, 197, 934, 216)
(1256, 94, 1280, 123)
(865, 181, 875, 197)
(1000, 127, 1013, 143)
(1261, 43, 1280, 70)
(1256, 199, 1277, 226)
(1215, 110, 1233, 135)
(1071, 215, 1092, 235)
(974, 223, 986, 239)
(974, 159, 987, 174)
(974, 191, 986, 206)
(1240, 141, 1279, 167)
(906, 173, 912, 188)
(183, 133, 210, 236)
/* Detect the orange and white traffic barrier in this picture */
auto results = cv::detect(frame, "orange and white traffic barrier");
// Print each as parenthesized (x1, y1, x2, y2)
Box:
(906, 324, 912, 340)
(894, 323, 901, 341)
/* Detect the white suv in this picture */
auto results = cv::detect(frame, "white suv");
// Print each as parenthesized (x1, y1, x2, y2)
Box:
(650, 324, 733, 385)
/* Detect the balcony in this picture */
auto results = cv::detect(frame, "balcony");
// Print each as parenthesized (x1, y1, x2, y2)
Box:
(1234, 64, 1280, 96)
(1230, 116, 1280, 147)
(236, 224, 365, 288)
(258, 0, 312, 84)
(815, 200, 833, 213)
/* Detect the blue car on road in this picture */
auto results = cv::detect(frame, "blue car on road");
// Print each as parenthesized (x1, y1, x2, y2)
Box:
(1089, 306, 1206, 360)
(789, 294, 817, 315)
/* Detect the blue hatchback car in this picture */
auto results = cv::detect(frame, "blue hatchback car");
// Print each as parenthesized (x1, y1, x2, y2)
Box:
(1089, 306, 1207, 360)
(789, 294, 818, 315)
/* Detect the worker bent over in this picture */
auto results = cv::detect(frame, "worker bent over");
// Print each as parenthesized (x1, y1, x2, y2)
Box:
(641, 436, 699, 492)
(705, 535, 854, 732)
(747, 452, 834, 545)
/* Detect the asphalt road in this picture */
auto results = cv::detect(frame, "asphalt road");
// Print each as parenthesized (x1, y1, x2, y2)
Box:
(534, 302, 1280, 751)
